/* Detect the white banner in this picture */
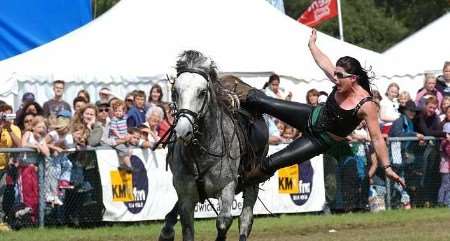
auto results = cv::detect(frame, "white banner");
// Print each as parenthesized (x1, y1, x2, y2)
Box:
(96, 144, 325, 221)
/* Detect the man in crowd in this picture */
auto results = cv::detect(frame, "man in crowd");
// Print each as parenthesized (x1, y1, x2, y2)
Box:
(43, 80, 72, 117)
(95, 87, 113, 107)
(0, 104, 21, 231)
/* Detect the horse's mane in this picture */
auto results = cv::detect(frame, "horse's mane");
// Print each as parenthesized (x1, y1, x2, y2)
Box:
(176, 50, 238, 113)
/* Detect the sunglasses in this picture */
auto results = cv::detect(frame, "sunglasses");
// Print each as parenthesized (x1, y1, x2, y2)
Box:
(334, 71, 354, 79)
(99, 108, 109, 113)
(126, 99, 133, 102)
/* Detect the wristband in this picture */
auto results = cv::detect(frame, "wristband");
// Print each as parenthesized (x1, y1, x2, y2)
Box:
(383, 164, 392, 170)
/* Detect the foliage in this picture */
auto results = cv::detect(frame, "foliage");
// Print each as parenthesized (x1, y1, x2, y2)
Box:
(284, 0, 450, 52)
(93, 0, 120, 18)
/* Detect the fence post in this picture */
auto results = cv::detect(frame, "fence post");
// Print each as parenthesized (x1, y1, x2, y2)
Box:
(38, 155, 45, 228)
(385, 138, 391, 210)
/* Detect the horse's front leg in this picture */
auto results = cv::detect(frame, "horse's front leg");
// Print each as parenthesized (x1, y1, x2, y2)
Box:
(159, 201, 179, 241)
(177, 182, 197, 241)
(216, 181, 236, 241)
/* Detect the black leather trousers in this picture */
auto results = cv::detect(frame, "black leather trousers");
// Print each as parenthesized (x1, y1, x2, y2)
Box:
(247, 90, 330, 173)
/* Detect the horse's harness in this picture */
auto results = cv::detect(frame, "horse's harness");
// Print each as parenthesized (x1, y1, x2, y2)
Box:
(153, 68, 239, 209)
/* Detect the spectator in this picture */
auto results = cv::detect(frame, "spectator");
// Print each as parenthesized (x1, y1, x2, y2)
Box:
(95, 87, 112, 106)
(72, 104, 103, 147)
(0, 104, 21, 230)
(76, 89, 91, 103)
(281, 124, 298, 143)
(43, 80, 72, 117)
(436, 61, 450, 96)
(15, 92, 35, 124)
(380, 83, 400, 134)
(127, 90, 147, 128)
(414, 96, 444, 206)
(72, 96, 88, 114)
(158, 103, 174, 139)
(148, 84, 164, 106)
(264, 115, 284, 145)
(441, 105, 450, 127)
(438, 123, 450, 207)
(415, 74, 443, 112)
(124, 92, 134, 112)
(15, 101, 44, 128)
(440, 96, 450, 121)
(142, 107, 163, 146)
(306, 88, 320, 106)
(19, 113, 36, 132)
(109, 100, 128, 144)
(45, 111, 74, 205)
(262, 73, 292, 100)
(398, 91, 412, 109)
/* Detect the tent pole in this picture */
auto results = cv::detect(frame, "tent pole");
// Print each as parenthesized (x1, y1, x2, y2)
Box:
(337, 0, 344, 41)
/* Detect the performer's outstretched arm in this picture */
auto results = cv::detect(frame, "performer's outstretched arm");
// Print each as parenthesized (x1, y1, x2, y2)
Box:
(360, 101, 405, 187)
(308, 29, 336, 84)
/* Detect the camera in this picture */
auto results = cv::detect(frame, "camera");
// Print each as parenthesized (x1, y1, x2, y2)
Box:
(0, 113, 16, 121)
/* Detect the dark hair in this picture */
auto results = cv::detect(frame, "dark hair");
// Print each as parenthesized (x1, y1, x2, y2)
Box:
(73, 96, 88, 107)
(77, 89, 91, 103)
(263, 73, 280, 89)
(128, 127, 140, 134)
(17, 112, 36, 131)
(148, 84, 163, 103)
(54, 80, 65, 86)
(134, 90, 146, 100)
(0, 104, 13, 112)
(22, 101, 44, 115)
(336, 56, 373, 96)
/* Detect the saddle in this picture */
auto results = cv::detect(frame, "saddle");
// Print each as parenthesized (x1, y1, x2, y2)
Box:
(216, 75, 269, 174)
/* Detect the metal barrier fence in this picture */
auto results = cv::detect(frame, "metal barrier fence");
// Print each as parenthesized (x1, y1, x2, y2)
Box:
(0, 137, 447, 229)
(323, 136, 445, 212)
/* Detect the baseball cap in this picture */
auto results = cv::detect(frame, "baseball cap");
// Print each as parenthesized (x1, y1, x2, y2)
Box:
(444, 123, 450, 134)
(57, 110, 72, 118)
(22, 92, 35, 102)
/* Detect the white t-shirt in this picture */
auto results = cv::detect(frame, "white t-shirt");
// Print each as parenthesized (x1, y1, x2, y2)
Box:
(379, 97, 400, 124)
(48, 130, 74, 148)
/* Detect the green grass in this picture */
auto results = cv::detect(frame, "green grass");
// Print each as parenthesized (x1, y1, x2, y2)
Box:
(2, 208, 450, 241)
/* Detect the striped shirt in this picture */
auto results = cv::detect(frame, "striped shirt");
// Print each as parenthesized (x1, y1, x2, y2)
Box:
(109, 117, 128, 140)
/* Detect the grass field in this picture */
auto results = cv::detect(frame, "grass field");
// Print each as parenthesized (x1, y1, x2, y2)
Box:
(2, 208, 450, 241)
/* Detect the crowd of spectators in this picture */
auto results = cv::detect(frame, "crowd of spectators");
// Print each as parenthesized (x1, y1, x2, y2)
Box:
(0, 61, 449, 230)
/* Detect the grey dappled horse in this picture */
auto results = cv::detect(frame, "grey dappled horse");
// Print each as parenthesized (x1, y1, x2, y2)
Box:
(158, 50, 268, 241)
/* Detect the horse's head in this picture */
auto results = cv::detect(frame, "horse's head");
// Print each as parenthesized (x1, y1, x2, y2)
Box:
(171, 50, 218, 142)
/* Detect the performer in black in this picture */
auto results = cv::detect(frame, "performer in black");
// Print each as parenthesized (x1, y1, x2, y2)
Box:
(243, 29, 405, 187)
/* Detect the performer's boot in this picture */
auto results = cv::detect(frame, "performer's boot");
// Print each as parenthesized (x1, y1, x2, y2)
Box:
(219, 75, 255, 103)
(241, 156, 275, 187)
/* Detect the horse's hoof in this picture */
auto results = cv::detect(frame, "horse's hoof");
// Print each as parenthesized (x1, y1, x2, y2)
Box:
(239, 234, 247, 241)
(158, 229, 175, 241)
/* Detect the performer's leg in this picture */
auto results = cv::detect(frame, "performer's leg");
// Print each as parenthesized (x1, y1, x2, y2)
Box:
(244, 133, 329, 185)
(245, 89, 312, 131)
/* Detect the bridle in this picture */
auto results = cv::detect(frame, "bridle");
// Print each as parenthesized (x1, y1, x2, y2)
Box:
(153, 68, 226, 158)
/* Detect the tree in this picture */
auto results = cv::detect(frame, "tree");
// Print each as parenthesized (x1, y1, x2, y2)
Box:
(284, 0, 449, 52)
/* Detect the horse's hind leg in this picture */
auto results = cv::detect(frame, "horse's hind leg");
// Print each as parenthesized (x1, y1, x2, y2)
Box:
(159, 201, 179, 241)
(215, 181, 236, 241)
(238, 185, 258, 241)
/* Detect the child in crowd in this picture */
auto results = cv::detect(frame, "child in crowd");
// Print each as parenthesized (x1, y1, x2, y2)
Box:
(46, 110, 74, 194)
(108, 100, 133, 171)
(21, 116, 55, 204)
(438, 123, 450, 207)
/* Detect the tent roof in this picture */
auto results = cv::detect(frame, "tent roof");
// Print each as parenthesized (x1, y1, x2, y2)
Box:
(383, 13, 450, 74)
(0, 0, 391, 87)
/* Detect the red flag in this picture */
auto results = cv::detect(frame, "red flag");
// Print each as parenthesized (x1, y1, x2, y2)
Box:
(298, 0, 338, 27)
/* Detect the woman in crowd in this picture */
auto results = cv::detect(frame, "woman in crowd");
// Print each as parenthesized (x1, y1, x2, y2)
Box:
(72, 96, 88, 114)
(148, 84, 164, 106)
(262, 73, 292, 100)
(242, 29, 404, 188)
(379, 82, 400, 134)
(398, 91, 412, 109)
(306, 88, 320, 106)
(77, 89, 91, 103)
(72, 104, 103, 147)
(415, 74, 443, 112)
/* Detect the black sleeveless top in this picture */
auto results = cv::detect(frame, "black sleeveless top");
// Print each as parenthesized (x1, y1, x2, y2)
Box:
(312, 87, 373, 137)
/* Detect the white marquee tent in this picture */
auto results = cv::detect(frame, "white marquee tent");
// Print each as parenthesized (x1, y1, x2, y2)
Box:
(383, 13, 450, 75)
(0, 0, 409, 107)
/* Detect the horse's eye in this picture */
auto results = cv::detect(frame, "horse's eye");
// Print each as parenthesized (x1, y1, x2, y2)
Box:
(199, 89, 207, 98)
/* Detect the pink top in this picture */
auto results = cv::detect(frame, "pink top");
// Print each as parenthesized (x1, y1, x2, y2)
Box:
(440, 140, 450, 173)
